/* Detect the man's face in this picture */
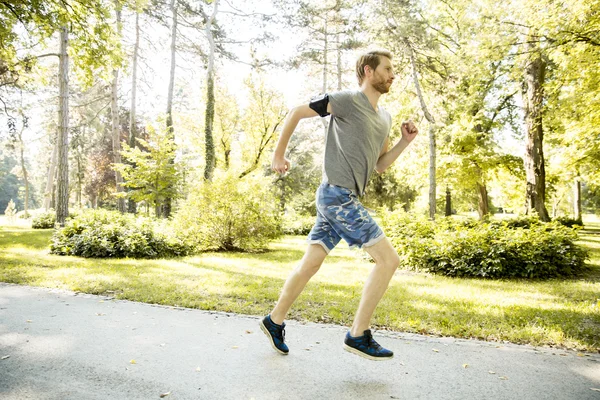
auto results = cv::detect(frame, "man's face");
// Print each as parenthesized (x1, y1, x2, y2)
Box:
(368, 56, 395, 94)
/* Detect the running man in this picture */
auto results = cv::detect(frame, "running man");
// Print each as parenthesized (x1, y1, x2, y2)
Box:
(260, 49, 419, 361)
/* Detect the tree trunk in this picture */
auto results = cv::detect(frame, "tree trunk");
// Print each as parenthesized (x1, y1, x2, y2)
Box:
(163, 0, 178, 217)
(320, 16, 329, 135)
(407, 40, 436, 220)
(523, 42, 550, 222)
(336, 32, 342, 90)
(322, 17, 328, 94)
(475, 164, 489, 220)
(445, 187, 452, 217)
(16, 114, 30, 216)
(44, 141, 58, 210)
(18, 135, 29, 217)
(76, 152, 82, 208)
(203, 0, 219, 182)
(56, 26, 70, 227)
(112, 4, 125, 213)
(128, 10, 140, 214)
(573, 177, 582, 222)
(477, 182, 489, 220)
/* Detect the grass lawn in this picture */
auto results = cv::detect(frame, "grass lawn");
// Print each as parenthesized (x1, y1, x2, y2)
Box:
(1, 216, 599, 352)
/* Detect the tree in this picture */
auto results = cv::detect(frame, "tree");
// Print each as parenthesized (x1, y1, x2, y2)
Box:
(1, 0, 124, 225)
(539, 0, 600, 220)
(374, 0, 441, 219)
(238, 72, 286, 179)
(56, 25, 70, 226)
(522, 39, 550, 221)
(214, 83, 240, 170)
(5, 106, 32, 217)
(276, 0, 366, 92)
(162, 0, 179, 217)
(203, 0, 219, 181)
(114, 124, 181, 217)
(128, 3, 142, 213)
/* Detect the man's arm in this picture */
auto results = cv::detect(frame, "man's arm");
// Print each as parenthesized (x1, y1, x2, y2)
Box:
(375, 121, 419, 174)
(272, 103, 333, 174)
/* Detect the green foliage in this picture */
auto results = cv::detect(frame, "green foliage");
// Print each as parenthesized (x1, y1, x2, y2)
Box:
(50, 209, 190, 258)
(114, 124, 181, 215)
(31, 211, 56, 229)
(282, 212, 314, 235)
(380, 210, 589, 279)
(0, 0, 122, 90)
(174, 172, 282, 252)
(552, 216, 584, 229)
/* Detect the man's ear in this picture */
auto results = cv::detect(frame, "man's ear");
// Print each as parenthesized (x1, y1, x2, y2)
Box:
(364, 65, 373, 77)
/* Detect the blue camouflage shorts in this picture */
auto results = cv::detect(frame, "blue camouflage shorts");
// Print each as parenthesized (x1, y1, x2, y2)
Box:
(307, 183, 385, 253)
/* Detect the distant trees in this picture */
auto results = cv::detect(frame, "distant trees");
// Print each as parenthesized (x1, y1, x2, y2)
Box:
(0, 0, 598, 221)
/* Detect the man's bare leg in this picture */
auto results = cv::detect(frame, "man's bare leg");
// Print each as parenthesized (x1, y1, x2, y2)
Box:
(350, 237, 400, 337)
(270, 243, 328, 325)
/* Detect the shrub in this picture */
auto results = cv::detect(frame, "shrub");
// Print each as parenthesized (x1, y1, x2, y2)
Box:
(553, 216, 584, 228)
(173, 172, 282, 252)
(380, 209, 589, 279)
(32, 211, 56, 229)
(50, 209, 190, 258)
(282, 212, 315, 235)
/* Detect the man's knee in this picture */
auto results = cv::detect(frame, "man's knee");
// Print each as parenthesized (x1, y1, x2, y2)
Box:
(297, 244, 327, 277)
(385, 252, 400, 271)
(366, 238, 400, 271)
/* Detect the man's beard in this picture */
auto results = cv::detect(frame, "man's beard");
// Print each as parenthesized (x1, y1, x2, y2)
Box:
(372, 74, 390, 94)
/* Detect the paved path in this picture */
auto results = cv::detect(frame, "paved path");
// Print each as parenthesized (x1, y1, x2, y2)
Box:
(1, 283, 599, 400)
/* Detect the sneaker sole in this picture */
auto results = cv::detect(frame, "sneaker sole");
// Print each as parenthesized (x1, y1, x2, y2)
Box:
(343, 344, 394, 361)
(259, 320, 288, 355)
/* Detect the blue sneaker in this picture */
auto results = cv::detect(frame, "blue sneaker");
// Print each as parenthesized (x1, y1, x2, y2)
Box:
(344, 329, 394, 361)
(259, 315, 289, 355)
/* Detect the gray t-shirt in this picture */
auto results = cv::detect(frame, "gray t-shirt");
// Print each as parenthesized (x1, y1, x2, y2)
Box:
(322, 90, 392, 196)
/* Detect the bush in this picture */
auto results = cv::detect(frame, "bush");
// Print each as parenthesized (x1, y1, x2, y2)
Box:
(282, 212, 315, 235)
(173, 173, 282, 252)
(553, 216, 584, 228)
(50, 209, 191, 258)
(380, 210, 589, 279)
(32, 211, 56, 229)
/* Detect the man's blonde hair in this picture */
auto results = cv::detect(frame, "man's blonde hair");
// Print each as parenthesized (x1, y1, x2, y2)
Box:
(356, 49, 393, 86)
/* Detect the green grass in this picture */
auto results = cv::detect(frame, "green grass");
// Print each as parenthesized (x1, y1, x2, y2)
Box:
(1, 220, 599, 352)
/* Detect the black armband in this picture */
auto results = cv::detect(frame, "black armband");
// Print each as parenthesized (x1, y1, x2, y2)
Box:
(309, 93, 330, 117)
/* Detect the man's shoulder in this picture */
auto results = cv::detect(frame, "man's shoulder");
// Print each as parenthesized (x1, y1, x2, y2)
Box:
(328, 89, 360, 99)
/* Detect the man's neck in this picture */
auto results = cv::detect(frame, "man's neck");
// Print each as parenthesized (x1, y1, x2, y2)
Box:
(360, 85, 382, 111)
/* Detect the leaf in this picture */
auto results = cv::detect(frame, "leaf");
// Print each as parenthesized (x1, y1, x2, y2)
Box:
(462, 364, 469, 368)
(1, 355, 10, 360)
(26, 320, 32, 323)
(577, 353, 584, 357)
(159, 392, 171, 398)
(130, 359, 137, 364)
(232, 346, 239, 349)
(488, 371, 496, 374)
(95, 313, 105, 316)
(499, 376, 509, 380)
(195, 367, 201, 372)
(432, 349, 439, 352)
(245, 330, 253, 334)
(591, 388, 600, 392)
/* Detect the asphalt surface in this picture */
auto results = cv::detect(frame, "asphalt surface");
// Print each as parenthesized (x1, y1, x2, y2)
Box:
(1, 283, 599, 400)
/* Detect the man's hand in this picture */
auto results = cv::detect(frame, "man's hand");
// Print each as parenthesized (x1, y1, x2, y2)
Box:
(272, 155, 291, 174)
(401, 120, 419, 143)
